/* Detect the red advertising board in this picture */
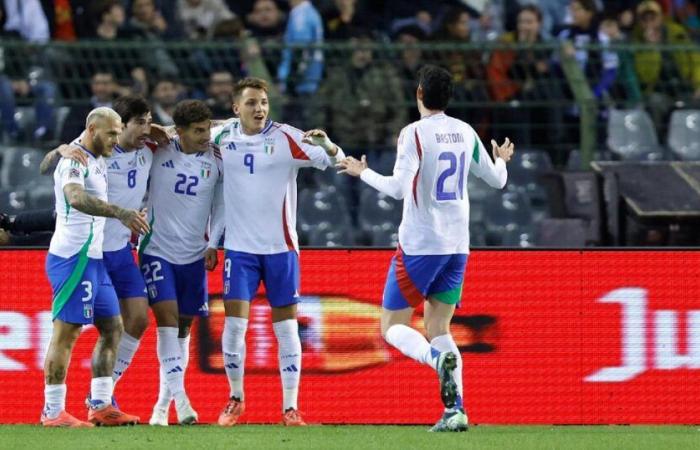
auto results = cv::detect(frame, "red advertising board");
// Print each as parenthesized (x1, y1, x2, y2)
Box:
(1, 249, 699, 424)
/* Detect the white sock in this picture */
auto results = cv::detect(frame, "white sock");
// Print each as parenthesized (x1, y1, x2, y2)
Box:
(43, 384, 66, 419)
(222, 317, 248, 400)
(431, 334, 464, 410)
(113, 332, 140, 386)
(273, 319, 302, 412)
(90, 376, 114, 410)
(156, 327, 186, 404)
(385, 324, 438, 370)
(179, 335, 191, 373)
(155, 366, 171, 410)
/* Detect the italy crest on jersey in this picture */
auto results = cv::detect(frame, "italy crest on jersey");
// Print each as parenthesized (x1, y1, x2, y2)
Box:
(200, 162, 212, 179)
(264, 137, 275, 155)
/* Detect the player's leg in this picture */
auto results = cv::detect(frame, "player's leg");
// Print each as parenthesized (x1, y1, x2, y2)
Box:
(42, 252, 96, 427)
(88, 262, 140, 426)
(265, 251, 305, 426)
(218, 250, 258, 426)
(424, 253, 469, 432)
(142, 254, 193, 425)
(380, 250, 441, 370)
(106, 245, 149, 389)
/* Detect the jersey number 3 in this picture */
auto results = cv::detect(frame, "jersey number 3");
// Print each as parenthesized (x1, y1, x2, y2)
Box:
(436, 151, 466, 201)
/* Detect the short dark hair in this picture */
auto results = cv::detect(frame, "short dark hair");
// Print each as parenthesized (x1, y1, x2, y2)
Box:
(233, 77, 268, 99)
(417, 65, 453, 110)
(574, 0, 598, 14)
(519, 4, 543, 22)
(173, 100, 212, 128)
(113, 95, 150, 125)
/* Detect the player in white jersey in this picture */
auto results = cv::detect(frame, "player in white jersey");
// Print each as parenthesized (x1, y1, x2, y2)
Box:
(211, 77, 344, 426)
(40, 96, 161, 408)
(139, 100, 224, 426)
(338, 65, 514, 432)
(41, 107, 150, 427)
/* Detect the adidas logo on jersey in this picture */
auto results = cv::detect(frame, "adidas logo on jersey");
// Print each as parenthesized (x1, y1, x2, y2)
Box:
(161, 160, 175, 168)
(166, 365, 184, 374)
(225, 362, 239, 369)
(282, 364, 299, 373)
(108, 161, 120, 170)
(226, 142, 236, 151)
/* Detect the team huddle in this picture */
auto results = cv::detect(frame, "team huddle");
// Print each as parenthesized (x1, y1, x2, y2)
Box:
(39, 66, 514, 432)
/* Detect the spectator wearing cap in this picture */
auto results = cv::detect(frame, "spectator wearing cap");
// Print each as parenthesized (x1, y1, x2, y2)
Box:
(632, 0, 700, 133)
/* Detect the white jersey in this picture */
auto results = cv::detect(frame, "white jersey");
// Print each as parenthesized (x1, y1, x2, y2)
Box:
(49, 147, 108, 259)
(361, 113, 507, 255)
(140, 138, 224, 264)
(102, 143, 154, 252)
(212, 119, 343, 254)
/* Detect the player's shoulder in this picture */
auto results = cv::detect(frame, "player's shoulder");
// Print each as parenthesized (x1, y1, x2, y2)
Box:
(268, 121, 293, 138)
(212, 118, 240, 144)
(207, 142, 223, 161)
(397, 120, 421, 145)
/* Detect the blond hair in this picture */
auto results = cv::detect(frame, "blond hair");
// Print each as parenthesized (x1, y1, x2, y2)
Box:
(85, 106, 121, 128)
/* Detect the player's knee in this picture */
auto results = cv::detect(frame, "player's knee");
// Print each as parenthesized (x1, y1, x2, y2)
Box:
(124, 314, 149, 338)
(425, 320, 450, 342)
(96, 317, 124, 345)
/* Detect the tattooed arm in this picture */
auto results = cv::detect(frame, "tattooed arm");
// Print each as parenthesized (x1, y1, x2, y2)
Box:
(40, 144, 88, 175)
(63, 183, 150, 234)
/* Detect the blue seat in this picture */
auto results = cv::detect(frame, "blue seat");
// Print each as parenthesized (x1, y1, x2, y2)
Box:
(607, 109, 665, 161)
(667, 109, 700, 161)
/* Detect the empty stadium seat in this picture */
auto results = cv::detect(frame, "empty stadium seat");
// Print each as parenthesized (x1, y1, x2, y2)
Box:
(370, 228, 398, 247)
(357, 189, 402, 237)
(667, 109, 700, 160)
(607, 109, 665, 161)
(297, 187, 351, 234)
(28, 184, 55, 210)
(500, 226, 536, 247)
(0, 188, 28, 214)
(307, 226, 354, 247)
(311, 166, 352, 197)
(484, 190, 534, 243)
(0, 147, 48, 188)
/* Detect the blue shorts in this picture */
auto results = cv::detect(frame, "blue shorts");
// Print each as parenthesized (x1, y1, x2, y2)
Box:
(382, 247, 468, 310)
(140, 254, 208, 317)
(223, 250, 300, 308)
(46, 253, 120, 324)
(104, 244, 147, 300)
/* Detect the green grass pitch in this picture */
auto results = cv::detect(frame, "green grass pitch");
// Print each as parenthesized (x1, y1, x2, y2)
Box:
(2, 425, 699, 449)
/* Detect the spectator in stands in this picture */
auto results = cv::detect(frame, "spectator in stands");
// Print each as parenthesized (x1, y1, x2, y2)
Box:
(124, 0, 180, 76)
(311, 31, 406, 157)
(126, 0, 182, 40)
(246, 0, 285, 39)
(278, 0, 324, 96)
(2, 0, 49, 42)
(206, 70, 235, 119)
(487, 5, 562, 151)
(60, 71, 117, 142)
(431, 6, 490, 134)
(177, 0, 236, 40)
(0, 2, 57, 143)
(278, 0, 324, 129)
(324, 0, 371, 41)
(151, 78, 180, 125)
(632, 0, 700, 133)
(394, 24, 427, 123)
(87, 0, 126, 39)
(558, 0, 619, 101)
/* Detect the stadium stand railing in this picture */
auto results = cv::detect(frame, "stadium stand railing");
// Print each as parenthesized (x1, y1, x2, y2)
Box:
(1, 40, 699, 247)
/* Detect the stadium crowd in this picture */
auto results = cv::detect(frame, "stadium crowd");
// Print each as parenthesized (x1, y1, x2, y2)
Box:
(0, 0, 699, 247)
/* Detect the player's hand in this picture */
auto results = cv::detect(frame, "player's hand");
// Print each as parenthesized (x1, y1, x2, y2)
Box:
(204, 248, 218, 271)
(302, 129, 337, 155)
(58, 144, 88, 167)
(149, 124, 172, 146)
(491, 138, 514, 163)
(336, 155, 368, 177)
(118, 208, 150, 235)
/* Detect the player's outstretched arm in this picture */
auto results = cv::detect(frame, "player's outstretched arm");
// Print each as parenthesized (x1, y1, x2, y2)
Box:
(39, 144, 88, 175)
(63, 184, 150, 235)
(336, 155, 367, 177)
(337, 155, 414, 200)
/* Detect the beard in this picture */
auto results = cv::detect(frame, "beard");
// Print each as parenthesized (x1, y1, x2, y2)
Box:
(93, 134, 111, 156)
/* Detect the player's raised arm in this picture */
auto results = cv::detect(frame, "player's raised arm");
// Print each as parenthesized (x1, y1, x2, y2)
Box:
(39, 143, 88, 175)
(468, 132, 513, 189)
